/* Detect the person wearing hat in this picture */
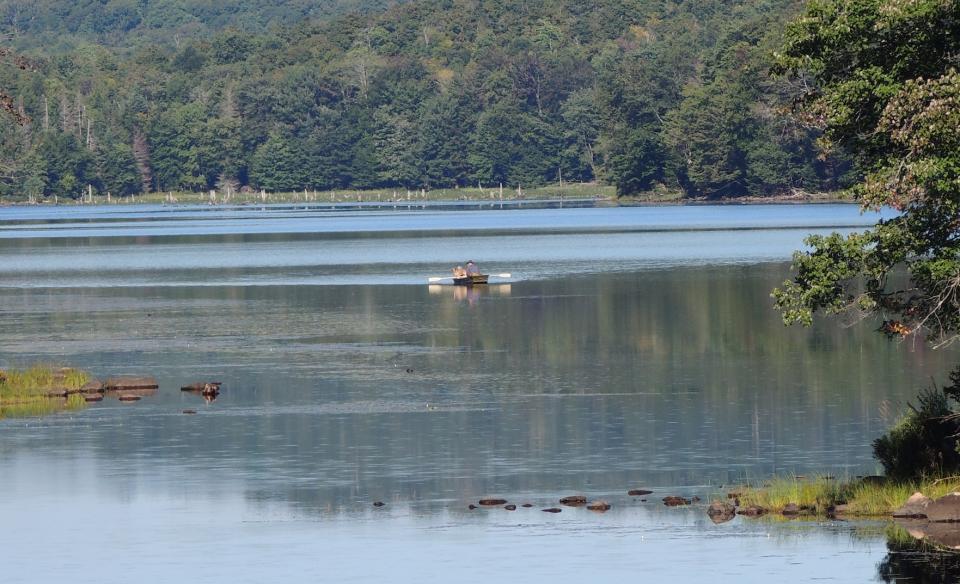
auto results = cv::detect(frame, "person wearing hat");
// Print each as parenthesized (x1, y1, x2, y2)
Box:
(465, 260, 479, 275)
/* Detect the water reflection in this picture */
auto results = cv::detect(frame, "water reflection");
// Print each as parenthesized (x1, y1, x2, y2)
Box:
(880, 524, 960, 582)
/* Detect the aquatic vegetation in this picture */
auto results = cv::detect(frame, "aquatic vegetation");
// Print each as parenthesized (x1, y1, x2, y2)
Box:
(0, 365, 90, 419)
(736, 475, 960, 517)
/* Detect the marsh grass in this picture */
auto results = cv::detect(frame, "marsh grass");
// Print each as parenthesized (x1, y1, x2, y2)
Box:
(0, 364, 90, 399)
(0, 366, 91, 419)
(736, 475, 960, 516)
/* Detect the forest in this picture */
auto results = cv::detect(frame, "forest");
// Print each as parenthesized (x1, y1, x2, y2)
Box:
(0, 0, 856, 201)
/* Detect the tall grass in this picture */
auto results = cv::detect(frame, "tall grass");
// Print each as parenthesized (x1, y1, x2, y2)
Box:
(736, 475, 960, 516)
(0, 366, 91, 419)
(0, 365, 90, 399)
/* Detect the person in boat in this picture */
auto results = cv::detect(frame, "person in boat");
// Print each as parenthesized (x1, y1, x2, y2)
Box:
(452, 265, 467, 278)
(465, 260, 479, 276)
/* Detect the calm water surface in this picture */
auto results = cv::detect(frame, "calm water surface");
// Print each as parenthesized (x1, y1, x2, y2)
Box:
(0, 202, 953, 583)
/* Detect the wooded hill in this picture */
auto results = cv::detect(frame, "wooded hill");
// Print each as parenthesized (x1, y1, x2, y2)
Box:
(0, 0, 855, 201)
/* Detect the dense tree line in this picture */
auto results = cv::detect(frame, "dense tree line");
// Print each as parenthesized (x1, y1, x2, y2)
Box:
(0, 0, 855, 201)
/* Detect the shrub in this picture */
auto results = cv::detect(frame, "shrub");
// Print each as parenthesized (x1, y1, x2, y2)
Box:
(873, 376, 960, 481)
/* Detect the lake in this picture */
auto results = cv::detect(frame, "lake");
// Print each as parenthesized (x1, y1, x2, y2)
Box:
(0, 202, 954, 583)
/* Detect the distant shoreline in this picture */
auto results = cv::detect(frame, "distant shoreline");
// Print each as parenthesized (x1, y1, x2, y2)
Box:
(0, 184, 854, 208)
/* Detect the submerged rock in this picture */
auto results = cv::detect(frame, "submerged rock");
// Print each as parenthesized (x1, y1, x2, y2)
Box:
(560, 495, 587, 506)
(662, 496, 691, 507)
(542, 508, 562, 513)
(83, 395, 103, 403)
(923, 493, 960, 523)
(182, 409, 197, 415)
(628, 489, 653, 496)
(117, 394, 141, 402)
(468, 504, 477, 510)
(504, 504, 517, 511)
(479, 498, 507, 506)
(373, 501, 385, 507)
(893, 492, 933, 519)
(586, 501, 611, 512)
(521, 503, 533, 508)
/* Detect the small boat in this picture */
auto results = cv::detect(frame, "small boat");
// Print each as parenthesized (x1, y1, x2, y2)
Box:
(453, 274, 489, 286)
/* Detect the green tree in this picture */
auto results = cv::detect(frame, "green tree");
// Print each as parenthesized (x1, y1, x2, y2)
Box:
(771, 0, 960, 479)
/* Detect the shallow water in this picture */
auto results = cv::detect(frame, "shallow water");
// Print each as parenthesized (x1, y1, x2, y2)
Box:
(0, 202, 953, 582)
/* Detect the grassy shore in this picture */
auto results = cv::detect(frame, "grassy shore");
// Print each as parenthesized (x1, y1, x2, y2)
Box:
(0, 365, 90, 418)
(735, 475, 960, 516)
(6, 183, 616, 206)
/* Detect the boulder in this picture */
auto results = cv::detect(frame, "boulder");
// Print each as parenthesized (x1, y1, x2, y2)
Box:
(736, 505, 766, 517)
(628, 489, 653, 496)
(893, 492, 933, 519)
(560, 495, 587, 506)
(923, 493, 960, 523)
(586, 501, 611, 512)
(662, 496, 691, 507)
(707, 501, 736, 523)
(479, 498, 507, 506)
(782, 503, 801, 516)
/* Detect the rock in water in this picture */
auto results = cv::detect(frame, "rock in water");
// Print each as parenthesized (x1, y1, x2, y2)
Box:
(923, 493, 960, 522)
(628, 489, 653, 496)
(559, 495, 587, 506)
(504, 504, 517, 511)
(373, 501, 385, 507)
(736, 505, 767, 517)
(81, 380, 105, 393)
(117, 394, 141, 402)
(83, 395, 103, 403)
(586, 501, 611, 512)
(782, 503, 801, 516)
(479, 498, 507, 506)
(707, 501, 736, 523)
(662, 496, 691, 507)
(893, 492, 933, 519)
(542, 508, 562, 513)
(105, 376, 158, 391)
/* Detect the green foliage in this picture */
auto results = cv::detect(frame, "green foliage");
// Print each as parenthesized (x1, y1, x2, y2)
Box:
(0, 0, 850, 200)
(773, 0, 960, 343)
(872, 382, 960, 481)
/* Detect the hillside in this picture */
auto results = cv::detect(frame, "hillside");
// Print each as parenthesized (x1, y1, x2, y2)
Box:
(0, 0, 404, 50)
(0, 0, 855, 201)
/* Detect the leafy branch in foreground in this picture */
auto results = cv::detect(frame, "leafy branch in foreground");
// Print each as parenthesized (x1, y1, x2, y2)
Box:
(772, 0, 960, 345)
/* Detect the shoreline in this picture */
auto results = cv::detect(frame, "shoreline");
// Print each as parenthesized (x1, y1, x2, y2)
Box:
(0, 184, 855, 208)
